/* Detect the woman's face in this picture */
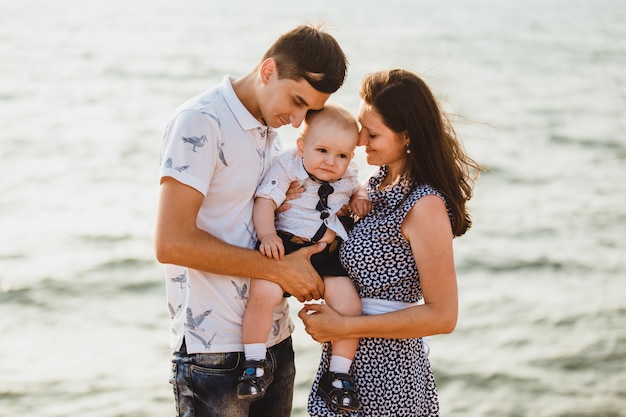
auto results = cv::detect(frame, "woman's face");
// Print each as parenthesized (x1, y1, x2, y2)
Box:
(358, 103, 407, 169)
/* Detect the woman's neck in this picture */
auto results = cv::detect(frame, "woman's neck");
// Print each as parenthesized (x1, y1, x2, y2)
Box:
(380, 163, 406, 189)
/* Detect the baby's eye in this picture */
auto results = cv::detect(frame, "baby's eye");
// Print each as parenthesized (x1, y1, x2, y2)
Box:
(316, 148, 328, 153)
(339, 154, 348, 159)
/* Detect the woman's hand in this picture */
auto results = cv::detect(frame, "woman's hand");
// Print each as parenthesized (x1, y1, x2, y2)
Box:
(276, 181, 303, 213)
(298, 303, 346, 343)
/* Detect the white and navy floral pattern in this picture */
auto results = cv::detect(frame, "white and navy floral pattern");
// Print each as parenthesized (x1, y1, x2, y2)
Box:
(308, 166, 451, 417)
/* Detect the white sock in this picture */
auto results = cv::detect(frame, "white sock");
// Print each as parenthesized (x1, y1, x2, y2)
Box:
(329, 355, 353, 388)
(244, 343, 267, 361)
(244, 343, 267, 377)
(329, 356, 353, 388)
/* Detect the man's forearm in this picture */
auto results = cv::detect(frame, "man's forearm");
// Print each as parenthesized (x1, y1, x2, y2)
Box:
(156, 227, 279, 281)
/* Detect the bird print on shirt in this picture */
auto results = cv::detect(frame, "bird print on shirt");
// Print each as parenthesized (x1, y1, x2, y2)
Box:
(256, 127, 268, 175)
(164, 157, 190, 172)
(231, 280, 248, 301)
(184, 307, 213, 331)
(201, 109, 220, 127)
(168, 303, 183, 319)
(244, 221, 256, 246)
(181, 135, 208, 152)
(217, 139, 228, 166)
(196, 109, 227, 166)
(188, 331, 218, 350)
(170, 271, 189, 289)
(168, 303, 183, 335)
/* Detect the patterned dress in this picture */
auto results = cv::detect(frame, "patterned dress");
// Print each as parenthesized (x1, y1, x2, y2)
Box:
(308, 166, 450, 417)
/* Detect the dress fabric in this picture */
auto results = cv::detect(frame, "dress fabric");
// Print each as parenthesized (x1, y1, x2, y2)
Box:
(308, 166, 449, 417)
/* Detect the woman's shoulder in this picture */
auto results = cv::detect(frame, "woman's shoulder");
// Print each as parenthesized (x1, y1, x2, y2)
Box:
(401, 183, 446, 214)
(405, 183, 453, 225)
(410, 183, 443, 200)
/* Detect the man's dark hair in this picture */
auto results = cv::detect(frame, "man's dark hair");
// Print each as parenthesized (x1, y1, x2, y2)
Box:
(262, 24, 348, 94)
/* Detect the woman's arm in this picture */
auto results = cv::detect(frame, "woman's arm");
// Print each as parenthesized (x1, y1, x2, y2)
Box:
(299, 194, 457, 340)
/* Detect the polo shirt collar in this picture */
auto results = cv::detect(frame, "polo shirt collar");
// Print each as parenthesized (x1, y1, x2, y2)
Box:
(220, 75, 268, 132)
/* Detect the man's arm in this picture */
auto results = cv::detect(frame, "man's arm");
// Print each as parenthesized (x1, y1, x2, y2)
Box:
(154, 177, 325, 301)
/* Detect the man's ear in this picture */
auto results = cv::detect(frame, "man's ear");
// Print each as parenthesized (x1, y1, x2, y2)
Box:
(259, 58, 276, 84)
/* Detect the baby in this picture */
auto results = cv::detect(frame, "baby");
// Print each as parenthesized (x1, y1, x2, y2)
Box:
(238, 103, 370, 412)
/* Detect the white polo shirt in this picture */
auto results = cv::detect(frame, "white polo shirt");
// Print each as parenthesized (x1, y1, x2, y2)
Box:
(159, 76, 293, 354)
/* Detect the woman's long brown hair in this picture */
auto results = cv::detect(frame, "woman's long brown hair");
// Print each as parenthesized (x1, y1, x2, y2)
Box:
(360, 69, 479, 237)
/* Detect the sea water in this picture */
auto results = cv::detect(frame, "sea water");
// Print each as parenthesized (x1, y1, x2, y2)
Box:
(1, 0, 625, 416)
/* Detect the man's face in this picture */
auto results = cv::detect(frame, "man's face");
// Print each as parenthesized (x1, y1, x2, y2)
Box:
(259, 74, 330, 129)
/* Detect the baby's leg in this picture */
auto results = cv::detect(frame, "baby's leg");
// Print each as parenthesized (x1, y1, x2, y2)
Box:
(239, 278, 284, 399)
(242, 278, 285, 345)
(317, 276, 362, 411)
(322, 276, 361, 361)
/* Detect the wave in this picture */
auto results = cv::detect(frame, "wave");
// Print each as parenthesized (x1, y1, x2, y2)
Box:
(458, 256, 593, 274)
(550, 134, 626, 153)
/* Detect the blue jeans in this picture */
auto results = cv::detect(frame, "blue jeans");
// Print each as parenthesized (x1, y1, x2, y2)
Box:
(170, 336, 295, 417)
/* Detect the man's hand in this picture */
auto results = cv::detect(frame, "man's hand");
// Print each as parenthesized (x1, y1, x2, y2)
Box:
(276, 181, 303, 213)
(275, 241, 326, 301)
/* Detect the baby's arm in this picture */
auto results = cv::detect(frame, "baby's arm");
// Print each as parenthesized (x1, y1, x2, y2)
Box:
(253, 197, 285, 260)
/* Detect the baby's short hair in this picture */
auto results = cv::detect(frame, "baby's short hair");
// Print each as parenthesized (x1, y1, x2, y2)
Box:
(304, 102, 358, 137)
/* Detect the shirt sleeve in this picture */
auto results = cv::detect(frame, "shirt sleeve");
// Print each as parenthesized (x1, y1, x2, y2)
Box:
(159, 109, 220, 195)
(346, 160, 361, 195)
(255, 151, 298, 207)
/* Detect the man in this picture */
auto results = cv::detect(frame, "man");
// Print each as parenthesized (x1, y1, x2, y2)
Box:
(154, 24, 348, 417)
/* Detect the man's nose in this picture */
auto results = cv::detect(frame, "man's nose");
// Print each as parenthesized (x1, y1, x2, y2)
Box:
(290, 109, 308, 128)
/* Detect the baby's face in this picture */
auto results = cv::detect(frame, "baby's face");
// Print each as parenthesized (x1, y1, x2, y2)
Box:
(298, 124, 357, 182)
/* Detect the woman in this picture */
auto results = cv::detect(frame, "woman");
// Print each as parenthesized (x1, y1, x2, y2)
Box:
(299, 69, 479, 416)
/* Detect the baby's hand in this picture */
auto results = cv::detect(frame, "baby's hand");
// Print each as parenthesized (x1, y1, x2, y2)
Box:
(349, 196, 372, 219)
(258, 233, 285, 260)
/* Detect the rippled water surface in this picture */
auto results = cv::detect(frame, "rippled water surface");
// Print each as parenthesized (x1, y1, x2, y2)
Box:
(1, 0, 625, 416)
